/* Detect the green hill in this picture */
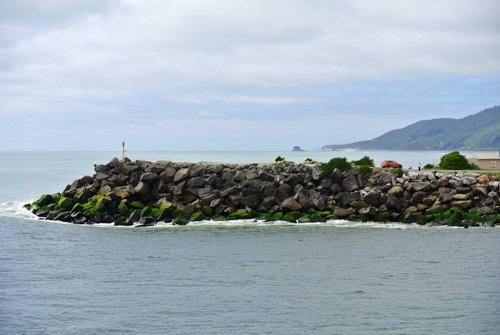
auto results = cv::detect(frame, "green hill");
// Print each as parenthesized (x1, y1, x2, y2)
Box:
(323, 105, 500, 151)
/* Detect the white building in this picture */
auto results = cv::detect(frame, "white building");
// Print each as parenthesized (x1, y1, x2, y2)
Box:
(468, 151, 500, 170)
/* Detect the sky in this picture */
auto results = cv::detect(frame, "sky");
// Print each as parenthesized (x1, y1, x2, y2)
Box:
(1, 0, 499, 151)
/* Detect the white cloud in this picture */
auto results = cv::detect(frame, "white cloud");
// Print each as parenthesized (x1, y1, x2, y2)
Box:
(0, 0, 498, 150)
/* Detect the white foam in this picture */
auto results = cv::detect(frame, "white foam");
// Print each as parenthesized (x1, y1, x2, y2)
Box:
(0, 200, 39, 220)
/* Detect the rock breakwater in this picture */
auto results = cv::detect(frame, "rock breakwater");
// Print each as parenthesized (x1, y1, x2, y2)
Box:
(26, 157, 500, 227)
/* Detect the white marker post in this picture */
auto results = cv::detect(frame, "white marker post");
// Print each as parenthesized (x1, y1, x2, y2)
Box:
(122, 142, 126, 162)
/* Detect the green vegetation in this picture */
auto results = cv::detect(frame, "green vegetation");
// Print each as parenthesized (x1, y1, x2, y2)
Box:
(357, 165, 373, 176)
(304, 158, 317, 163)
(319, 157, 352, 176)
(323, 105, 500, 151)
(275, 156, 285, 162)
(439, 151, 475, 170)
(392, 168, 403, 177)
(351, 156, 374, 166)
(423, 163, 435, 169)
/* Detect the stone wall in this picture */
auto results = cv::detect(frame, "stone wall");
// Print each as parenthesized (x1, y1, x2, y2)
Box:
(26, 157, 500, 227)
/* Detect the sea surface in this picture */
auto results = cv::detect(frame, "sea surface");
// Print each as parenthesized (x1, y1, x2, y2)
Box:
(1, 151, 499, 334)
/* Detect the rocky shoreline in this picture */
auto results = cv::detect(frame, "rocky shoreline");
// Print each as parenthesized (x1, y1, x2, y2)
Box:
(26, 157, 500, 227)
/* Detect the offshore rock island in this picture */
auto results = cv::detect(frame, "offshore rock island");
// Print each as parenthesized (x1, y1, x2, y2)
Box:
(26, 157, 500, 227)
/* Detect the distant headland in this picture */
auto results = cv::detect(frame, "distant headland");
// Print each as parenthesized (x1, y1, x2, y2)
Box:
(323, 105, 500, 151)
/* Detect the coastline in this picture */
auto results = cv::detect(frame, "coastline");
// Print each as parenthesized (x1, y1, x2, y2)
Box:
(26, 157, 500, 227)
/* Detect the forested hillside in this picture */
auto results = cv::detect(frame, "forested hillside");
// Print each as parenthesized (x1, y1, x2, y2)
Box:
(323, 106, 500, 151)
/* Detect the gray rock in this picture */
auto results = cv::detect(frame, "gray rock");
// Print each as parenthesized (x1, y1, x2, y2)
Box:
(388, 186, 404, 194)
(363, 191, 382, 207)
(95, 172, 109, 181)
(134, 181, 150, 195)
(311, 193, 327, 211)
(378, 173, 393, 185)
(285, 175, 303, 188)
(472, 186, 487, 197)
(107, 157, 121, 168)
(262, 183, 277, 197)
(278, 183, 293, 195)
(451, 200, 472, 209)
(319, 178, 332, 189)
(262, 196, 277, 209)
(246, 171, 258, 180)
(259, 171, 275, 182)
(172, 181, 186, 196)
(330, 183, 342, 195)
(234, 170, 247, 182)
(386, 193, 401, 211)
(341, 192, 361, 207)
(359, 206, 377, 216)
(410, 191, 427, 204)
(411, 181, 431, 192)
(422, 196, 437, 206)
(173, 168, 190, 183)
(188, 176, 205, 188)
(333, 207, 353, 218)
(140, 172, 158, 182)
(330, 168, 342, 184)
(341, 174, 359, 192)
(159, 167, 177, 183)
(312, 170, 323, 181)
(220, 171, 234, 181)
(228, 194, 243, 206)
(206, 174, 219, 186)
(136, 160, 152, 170)
(241, 195, 260, 208)
(280, 197, 302, 211)
(477, 206, 494, 214)
(188, 164, 205, 178)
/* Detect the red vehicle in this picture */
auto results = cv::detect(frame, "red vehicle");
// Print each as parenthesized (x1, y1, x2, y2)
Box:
(381, 160, 402, 169)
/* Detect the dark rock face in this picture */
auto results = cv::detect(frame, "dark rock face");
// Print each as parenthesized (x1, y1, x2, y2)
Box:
(341, 174, 359, 192)
(27, 157, 500, 227)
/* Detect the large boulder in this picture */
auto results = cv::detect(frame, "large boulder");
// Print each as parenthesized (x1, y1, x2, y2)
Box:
(341, 174, 359, 192)
(173, 168, 190, 183)
(262, 196, 277, 209)
(277, 183, 294, 196)
(140, 172, 158, 182)
(159, 167, 177, 183)
(280, 197, 302, 212)
(188, 176, 205, 188)
(134, 181, 151, 195)
(333, 207, 353, 218)
(378, 173, 393, 185)
(121, 163, 140, 175)
(285, 175, 303, 188)
(262, 183, 277, 197)
(259, 171, 275, 182)
(188, 164, 205, 178)
(410, 191, 427, 204)
(107, 157, 121, 168)
(241, 195, 260, 208)
(386, 193, 401, 211)
(363, 191, 382, 207)
(311, 193, 327, 211)
(341, 192, 361, 207)
(411, 181, 431, 192)
(330, 168, 342, 184)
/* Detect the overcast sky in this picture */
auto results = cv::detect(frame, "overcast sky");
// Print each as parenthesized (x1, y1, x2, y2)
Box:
(1, 0, 499, 151)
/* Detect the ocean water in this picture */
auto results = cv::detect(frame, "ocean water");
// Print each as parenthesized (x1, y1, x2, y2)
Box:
(1, 151, 499, 334)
